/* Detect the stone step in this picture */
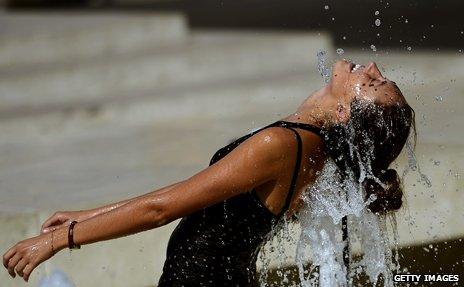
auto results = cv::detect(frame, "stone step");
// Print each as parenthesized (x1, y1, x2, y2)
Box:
(0, 31, 331, 117)
(0, 12, 188, 68)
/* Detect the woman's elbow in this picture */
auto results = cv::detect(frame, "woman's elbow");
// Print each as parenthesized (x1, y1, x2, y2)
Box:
(144, 196, 172, 228)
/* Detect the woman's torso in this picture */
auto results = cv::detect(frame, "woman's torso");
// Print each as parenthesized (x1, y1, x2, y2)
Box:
(157, 120, 324, 287)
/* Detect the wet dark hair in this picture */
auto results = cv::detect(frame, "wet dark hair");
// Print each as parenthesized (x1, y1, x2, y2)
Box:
(321, 97, 416, 213)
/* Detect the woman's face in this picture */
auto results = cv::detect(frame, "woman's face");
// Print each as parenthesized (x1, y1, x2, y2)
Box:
(329, 60, 406, 113)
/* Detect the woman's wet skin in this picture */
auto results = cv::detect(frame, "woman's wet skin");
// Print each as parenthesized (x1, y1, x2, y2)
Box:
(325, 60, 407, 115)
(330, 60, 407, 108)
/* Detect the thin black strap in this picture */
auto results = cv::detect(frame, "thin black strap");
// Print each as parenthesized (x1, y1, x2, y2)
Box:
(274, 120, 322, 137)
(210, 120, 321, 166)
(277, 126, 303, 219)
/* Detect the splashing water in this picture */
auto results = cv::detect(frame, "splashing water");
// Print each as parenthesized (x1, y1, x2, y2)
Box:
(255, 53, 431, 287)
(317, 51, 332, 84)
(404, 140, 432, 187)
(294, 157, 398, 287)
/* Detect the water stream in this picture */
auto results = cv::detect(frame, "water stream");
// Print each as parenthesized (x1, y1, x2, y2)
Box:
(256, 50, 431, 287)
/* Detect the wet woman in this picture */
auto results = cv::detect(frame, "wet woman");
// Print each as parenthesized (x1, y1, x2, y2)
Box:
(2, 60, 414, 286)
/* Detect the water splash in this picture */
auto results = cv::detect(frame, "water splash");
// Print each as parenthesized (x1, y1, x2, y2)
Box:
(404, 140, 432, 188)
(316, 51, 332, 84)
(294, 159, 398, 287)
(254, 54, 431, 287)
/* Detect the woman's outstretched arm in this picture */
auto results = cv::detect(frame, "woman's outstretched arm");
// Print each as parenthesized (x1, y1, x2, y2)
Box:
(40, 181, 183, 234)
(2, 127, 296, 282)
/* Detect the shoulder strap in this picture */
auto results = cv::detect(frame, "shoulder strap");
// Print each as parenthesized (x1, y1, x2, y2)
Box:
(277, 126, 303, 219)
(209, 123, 275, 165)
(273, 120, 322, 137)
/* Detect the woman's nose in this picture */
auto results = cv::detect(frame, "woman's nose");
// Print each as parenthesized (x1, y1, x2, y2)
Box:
(365, 62, 384, 79)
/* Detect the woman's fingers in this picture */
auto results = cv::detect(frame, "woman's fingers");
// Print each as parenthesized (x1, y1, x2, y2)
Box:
(14, 258, 28, 277)
(3, 233, 57, 282)
(23, 262, 38, 282)
(22, 251, 46, 282)
(6, 253, 21, 278)
(41, 225, 57, 234)
(41, 212, 62, 229)
(3, 245, 17, 269)
(41, 212, 67, 234)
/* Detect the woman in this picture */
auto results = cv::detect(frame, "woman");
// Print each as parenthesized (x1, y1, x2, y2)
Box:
(2, 60, 415, 285)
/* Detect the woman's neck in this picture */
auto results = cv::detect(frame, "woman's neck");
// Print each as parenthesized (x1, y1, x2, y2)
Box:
(283, 86, 336, 128)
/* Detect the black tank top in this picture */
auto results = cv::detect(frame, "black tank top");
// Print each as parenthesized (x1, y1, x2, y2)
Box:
(158, 120, 322, 287)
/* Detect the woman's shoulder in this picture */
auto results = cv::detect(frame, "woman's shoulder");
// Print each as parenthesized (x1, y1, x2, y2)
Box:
(250, 125, 323, 152)
(247, 126, 301, 153)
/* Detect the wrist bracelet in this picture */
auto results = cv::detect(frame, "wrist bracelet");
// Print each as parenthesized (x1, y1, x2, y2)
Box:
(68, 220, 81, 250)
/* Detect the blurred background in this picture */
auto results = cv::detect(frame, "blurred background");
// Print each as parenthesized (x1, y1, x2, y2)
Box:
(0, 0, 463, 286)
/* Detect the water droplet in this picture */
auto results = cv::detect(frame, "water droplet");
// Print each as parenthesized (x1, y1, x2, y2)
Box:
(336, 48, 345, 55)
(375, 19, 381, 26)
(316, 50, 331, 83)
(407, 46, 412, 51)
(370, 44, 377, 52)
(324, 5, 329, 10)
(405, 19, 409, 23)
(342, 36, 347, 40)
(375, 10, 380, 16)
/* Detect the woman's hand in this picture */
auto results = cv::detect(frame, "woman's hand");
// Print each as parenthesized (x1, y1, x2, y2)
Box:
(3, 232, 58, 282)
(40, 210, 91, 234)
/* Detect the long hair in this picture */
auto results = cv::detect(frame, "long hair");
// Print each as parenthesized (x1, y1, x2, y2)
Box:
(320, 97, 416, 212)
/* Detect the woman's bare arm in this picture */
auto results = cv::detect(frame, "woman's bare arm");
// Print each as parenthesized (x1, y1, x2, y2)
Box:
(40, 181, 183, 233)
(88, 182, 182, 215)
(3, 127, 297, 281)
(51, 127, 296, 248)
